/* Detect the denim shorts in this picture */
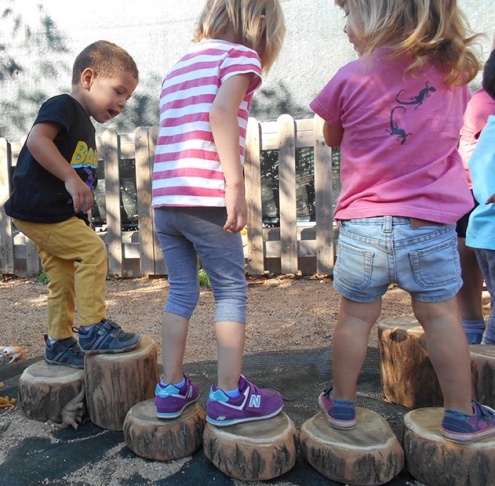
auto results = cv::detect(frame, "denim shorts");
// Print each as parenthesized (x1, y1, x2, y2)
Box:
(333, 216, 462, 303)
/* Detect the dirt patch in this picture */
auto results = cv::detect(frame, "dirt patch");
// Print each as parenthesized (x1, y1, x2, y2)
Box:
(1, 274, 415, 364)
(2, 274, 483, 485)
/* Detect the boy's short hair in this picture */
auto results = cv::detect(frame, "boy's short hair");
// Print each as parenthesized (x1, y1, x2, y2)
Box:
(483, 50, 495, 100)
(71, 40, 139, 85)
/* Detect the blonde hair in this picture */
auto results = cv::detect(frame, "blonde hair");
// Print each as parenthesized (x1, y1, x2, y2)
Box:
(72, 40, 139, 85)
(336, 0, 481, 85)
(193, 0, 285, 73)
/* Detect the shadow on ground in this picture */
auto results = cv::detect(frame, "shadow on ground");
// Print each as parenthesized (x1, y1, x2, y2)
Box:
(0, 348, 421, 485)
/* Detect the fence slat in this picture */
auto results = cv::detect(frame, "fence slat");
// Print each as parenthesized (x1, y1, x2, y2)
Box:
(0, 138, 15, 274)
(135, 126, 155, 276)
(149, 126, 167, 275)
(278, 114, 298, 274)
(25, 239, 41, 275)
(313, 115, 335, 275)
(245, 118, 264, 275)
(102, 129, 124, 276)
(135, 126, 166, 276)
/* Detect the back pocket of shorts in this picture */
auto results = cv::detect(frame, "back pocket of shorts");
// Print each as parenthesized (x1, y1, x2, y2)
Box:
(409, 236, 459, 288)
(335, 240, 374, 290)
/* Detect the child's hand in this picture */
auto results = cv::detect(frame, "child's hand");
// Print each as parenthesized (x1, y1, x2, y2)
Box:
(486, 194, 495, 204)
(224, 186, 247, 233)
(65, 174, 94, 213)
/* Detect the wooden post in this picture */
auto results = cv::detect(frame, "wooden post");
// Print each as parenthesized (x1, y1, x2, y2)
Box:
(404, 408, 495, 486)
(470, 345, 495, 408)
(25, 238, 41, 275)
(245, 117, 264, 275)
(278, 114, 298, 275)
(85, 335, 158, 430)
(135, 126, 166, 276)
(0, 138, 15, 274)
(102, 129, 124, 276)
(18, 360, 85, 423)
(123, 399, 206, 461)
(203, 412, 298, 481)
(300, 409, 404, 485)
(313, 115, 335, 275)
(378, 317, 443, 408)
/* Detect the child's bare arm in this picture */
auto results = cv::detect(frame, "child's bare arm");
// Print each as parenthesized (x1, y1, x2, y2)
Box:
(323, 121, 344, 147)
(210, 73, 253, 233)
(27, 122, 93, 213)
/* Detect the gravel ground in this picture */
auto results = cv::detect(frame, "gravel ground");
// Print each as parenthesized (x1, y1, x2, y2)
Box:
(1, 274, 486, 485)
(0, 274, 416, 365)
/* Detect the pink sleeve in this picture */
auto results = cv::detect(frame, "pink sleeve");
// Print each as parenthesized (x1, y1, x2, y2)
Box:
(220, 47, 262, 95)
(309, 71, 345, 127)
(465, 90, 495, 139)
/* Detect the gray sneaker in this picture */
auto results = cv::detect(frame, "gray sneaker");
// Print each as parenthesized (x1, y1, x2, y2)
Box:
(74, 319, 140, 355)
(44, 335, 85, 369)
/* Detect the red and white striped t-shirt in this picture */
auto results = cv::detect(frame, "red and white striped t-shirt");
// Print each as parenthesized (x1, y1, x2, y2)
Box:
(152, 39, 262, 208)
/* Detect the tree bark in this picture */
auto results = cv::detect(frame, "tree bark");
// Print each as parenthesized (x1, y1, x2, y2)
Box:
(18, 360, 84, 422)
(123, 399, 206, 461)
(85, 335, 158, 430)
(300, 408, 404, 485)
(470, 345, 495, 408)
(378, 317, 443, 408)
(203, 412, 298, 481)
(404, 407, 495, 486)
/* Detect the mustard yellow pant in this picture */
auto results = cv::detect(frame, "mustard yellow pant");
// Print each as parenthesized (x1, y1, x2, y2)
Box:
(13, 217, 107, 339)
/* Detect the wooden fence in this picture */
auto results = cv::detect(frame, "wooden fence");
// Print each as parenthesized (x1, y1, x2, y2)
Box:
(0, 115, 339, 278)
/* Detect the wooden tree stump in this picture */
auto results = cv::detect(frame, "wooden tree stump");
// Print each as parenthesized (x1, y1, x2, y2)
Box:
(203, 412, 298, 481)
(18, 360, 85, 423)
(85, 335, 158, 431)
(300, 408, 404, 485)
(470, 345, 495, 408)
(378, 316, 443, 408)
(123, 399, 206, 461)
(404, 408, 495, 486)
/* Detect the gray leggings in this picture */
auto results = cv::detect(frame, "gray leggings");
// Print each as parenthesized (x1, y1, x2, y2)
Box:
(475, 248, 495, 343)
(154, 207, 247, 323)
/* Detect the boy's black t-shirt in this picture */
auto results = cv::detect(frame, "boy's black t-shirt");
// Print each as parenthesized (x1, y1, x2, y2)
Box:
(5, 94, 98, 224)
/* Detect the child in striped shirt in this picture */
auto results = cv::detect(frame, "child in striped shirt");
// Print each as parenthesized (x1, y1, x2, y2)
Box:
(152, 0, 286, 426)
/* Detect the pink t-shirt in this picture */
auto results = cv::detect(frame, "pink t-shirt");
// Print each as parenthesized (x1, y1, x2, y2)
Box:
(458, 88, 495, 188)
(152, 40, 262, 208)
(310, 50, 473, 224)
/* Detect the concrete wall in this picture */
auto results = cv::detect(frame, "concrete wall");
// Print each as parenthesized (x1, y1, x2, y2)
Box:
(2, 0, 494, 140)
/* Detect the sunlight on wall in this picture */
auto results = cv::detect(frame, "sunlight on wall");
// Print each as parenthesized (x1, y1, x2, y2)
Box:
(5, 0, 495, 141)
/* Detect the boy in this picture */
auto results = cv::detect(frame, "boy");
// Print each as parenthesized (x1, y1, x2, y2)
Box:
(5, 40, 141, 369)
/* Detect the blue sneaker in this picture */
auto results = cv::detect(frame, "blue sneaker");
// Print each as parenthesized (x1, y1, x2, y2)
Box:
(319, 387, 356, 430)
(465, 331, 483, 345)
(44, 335, 85, 369)
(75, 319, 140, 355)
(441, 400, 495, 443)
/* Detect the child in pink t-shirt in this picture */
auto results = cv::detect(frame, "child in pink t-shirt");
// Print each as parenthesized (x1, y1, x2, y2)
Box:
(456, 49, 495, 344)
(311, 0, 495, 443)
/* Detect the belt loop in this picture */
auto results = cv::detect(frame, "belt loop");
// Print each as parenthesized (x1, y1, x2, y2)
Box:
(383, 216, 392, 233)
